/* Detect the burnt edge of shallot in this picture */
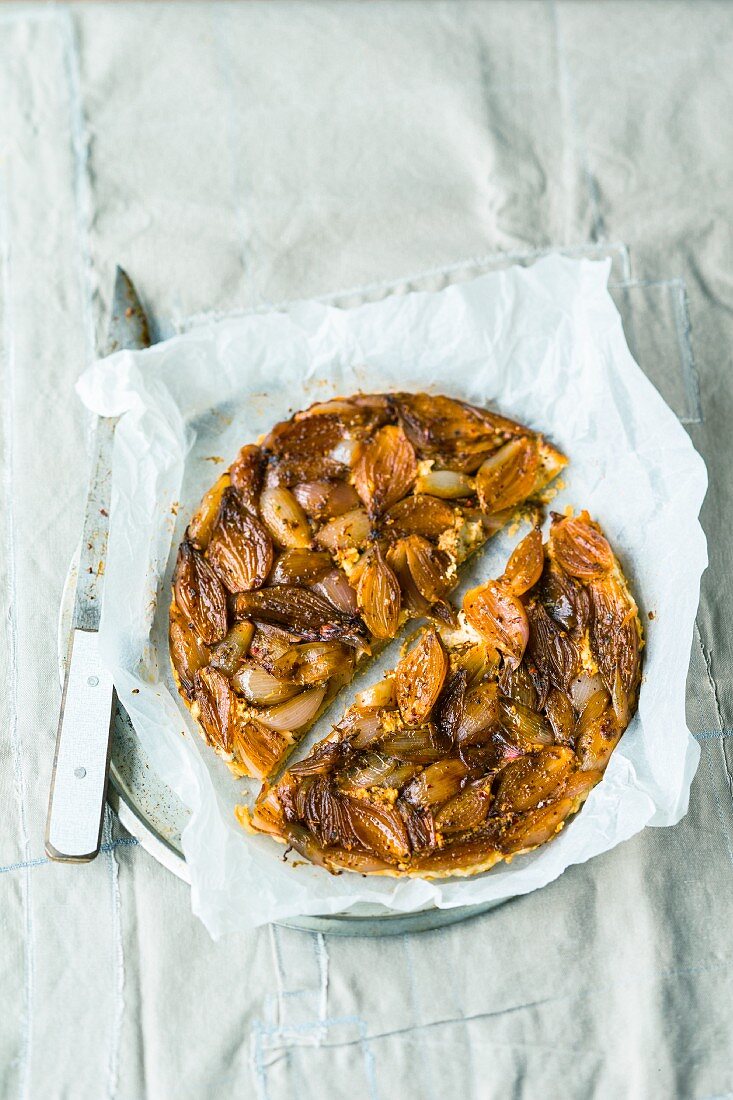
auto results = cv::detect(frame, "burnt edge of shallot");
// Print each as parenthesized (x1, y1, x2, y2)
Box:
(243, 512, 643, 879)
(169, 391, 567, 781)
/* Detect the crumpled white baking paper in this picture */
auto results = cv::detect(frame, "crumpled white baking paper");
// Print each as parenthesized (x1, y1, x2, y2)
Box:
(77, 256, 708, 937)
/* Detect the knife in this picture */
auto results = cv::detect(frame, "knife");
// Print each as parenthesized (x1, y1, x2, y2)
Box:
(45, 267, 151, 862)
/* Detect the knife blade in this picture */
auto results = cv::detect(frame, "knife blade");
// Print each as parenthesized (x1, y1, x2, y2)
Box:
(45, 267, 151, 862)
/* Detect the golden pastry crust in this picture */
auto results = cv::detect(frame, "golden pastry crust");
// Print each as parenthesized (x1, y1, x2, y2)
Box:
(246, 513, 642, 878)
(169, 391, 566, 780)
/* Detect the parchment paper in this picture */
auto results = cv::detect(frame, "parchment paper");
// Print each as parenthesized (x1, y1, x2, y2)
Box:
(77, 256, 708, 937)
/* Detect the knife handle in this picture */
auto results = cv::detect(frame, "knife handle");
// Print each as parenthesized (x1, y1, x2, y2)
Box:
(45, 629, 115, 862)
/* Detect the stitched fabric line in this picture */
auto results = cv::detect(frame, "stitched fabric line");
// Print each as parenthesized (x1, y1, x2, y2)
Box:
(608, 276, 703, 425)
(252, 1017, 379, 1100)
(671, 277, 703, 423)
(314, 933, 329, 1027)
(268, 924, 286, 1029)
(0, 837, 138, 877)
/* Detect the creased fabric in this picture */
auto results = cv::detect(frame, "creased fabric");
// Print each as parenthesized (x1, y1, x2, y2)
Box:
(1, 3, 732, 1098)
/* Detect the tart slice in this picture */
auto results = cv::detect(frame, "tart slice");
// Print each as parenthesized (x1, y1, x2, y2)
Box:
(169, 392, 566, 779)
(245, 513, 642, 877)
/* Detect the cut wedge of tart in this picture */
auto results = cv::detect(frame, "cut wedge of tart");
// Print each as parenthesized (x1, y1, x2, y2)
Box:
(244, 513, 642, 878)
(169, 392, 566, 780)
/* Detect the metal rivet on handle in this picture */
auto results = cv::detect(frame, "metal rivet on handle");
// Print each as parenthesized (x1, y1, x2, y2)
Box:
(87, 675, 99, 687)
(74, 767, 87, 779)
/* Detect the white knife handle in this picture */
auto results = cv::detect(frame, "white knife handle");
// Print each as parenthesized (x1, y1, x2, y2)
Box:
(45, 630, 115, 862)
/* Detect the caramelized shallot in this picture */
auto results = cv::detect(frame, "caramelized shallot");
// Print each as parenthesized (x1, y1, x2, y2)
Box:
(500, 662, 538, 709)
(231, 719, 293, 780)
(502, 527, 544, 595)
(193, 667, 233, 751)
(434, 780, 492, 834)
(569, 670, 605, 712)
(550, 511, 614, 579)
(385, 495, 457, 540)
(544, 688, 575, 745)
(248, 623, 300, 668)
(493, 747, 575, 814)
(397, 801, 437, 852)
(404, 536, 454, 604)
(434, 669, 468, 743)
(339, 709, 385, 749)
(354, 425, 417, 516)
(455, 682, 501, 745)
(312, 569, 359, 614)
(453, 643, 497, 685)
(272, 641, 353, 686)
(392, 392, 524, 470)
(293, 479, 360, 520)
(234, 585, 368, 648)
(379, 724, 449, 764)
(403, 758, 470, 808)
(259, 486, 312, 550)
(298, 776, 354, 848)
(575, 693, 620, 772)
(588, 575, 640, 699)
(187, 473, 230, 550)
(169, 611, 210, 698)
(526, 601, 580, 703)
(228, 445, 264, 514)
(339, 752, 419, 791)
(257, 685, 327, 733)
(315, 508, 371, 554)
(355, 678, 396, 710)
(464, 580, 529, 668)
(270, 549, 332, 586)
(385, 540, 431, 616)
(500, 797, 574, 854)
(323, 848, 396, 874)
(231, 662, 302, 705)
(173, 541, 228, 645)
(264, 413, 343, 462)
(209, 621, 255, 676)
(410, 834, 501, 873)
(206, 488, 274, 592)
(249, 785, 286, 834)
(288, 740, 345, 777)
(499, 698, 554, 748)
(414, 469, 475, 499)
(344, 797, 411, 863)
(539, 563, 590, 635)
(395, 628, 448, 726)
(475, 437, 539, 514)
(356, 544, 401, 639)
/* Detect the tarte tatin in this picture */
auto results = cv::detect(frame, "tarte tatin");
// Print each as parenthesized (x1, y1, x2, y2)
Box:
(169, 391, 641, 877)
